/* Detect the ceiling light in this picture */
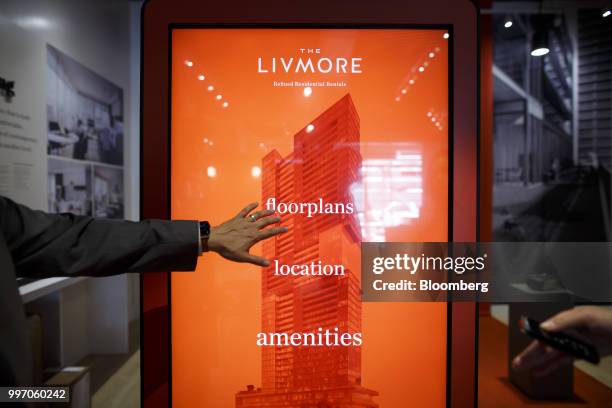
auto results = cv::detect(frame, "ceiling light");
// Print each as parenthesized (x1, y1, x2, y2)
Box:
(603, 9, 611, 18)
(530, 29, 549, 56)
(306, 124, 315, 133)
(185, 60, 193, 67)
(15, 16, 51, 30)
(504, 19, 513, 28)
(443, 33, 449, 39)
(251, 166, 262, 178)
(198, 74, 205, 80)
(216, 94, 222, 100)
(303, 87, 312, 97)
(207, 166, 217, 178)
(531, 47, 549, 57)
(207, 85, 214, 91)
(531, 15, 551, 57)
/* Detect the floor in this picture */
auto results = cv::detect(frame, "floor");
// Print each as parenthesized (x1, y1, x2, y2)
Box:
(92, 350, 140, 408)
(76, 319, 141, 407)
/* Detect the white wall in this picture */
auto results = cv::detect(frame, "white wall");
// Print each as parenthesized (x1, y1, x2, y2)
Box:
(0, 0, 139, 220)
(1, 0, 142, 361)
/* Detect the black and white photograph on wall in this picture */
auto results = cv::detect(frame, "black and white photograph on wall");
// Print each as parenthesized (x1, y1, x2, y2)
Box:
(47, 157, 92, 216)
(93, 164, 124, 219)
(46, 44, 124, 166)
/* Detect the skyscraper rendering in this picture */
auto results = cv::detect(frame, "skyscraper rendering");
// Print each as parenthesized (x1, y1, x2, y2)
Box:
(235, 94, 378, 407)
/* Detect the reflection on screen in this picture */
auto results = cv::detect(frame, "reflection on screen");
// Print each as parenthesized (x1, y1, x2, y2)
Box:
(352, 144, 424, 242)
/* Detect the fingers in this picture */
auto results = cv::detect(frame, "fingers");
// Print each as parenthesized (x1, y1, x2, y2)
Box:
(541, 307, 593, 332)
(239, 253, 271, 267)
(512, 340, 568, 376)
(533, 354, 573, 378)
(250, 209, 275, 223)
(256, 215, 281, 229)
(256, 226, 289, 241)
(236, 202, 258, 218)
(512, 340, 544, 371)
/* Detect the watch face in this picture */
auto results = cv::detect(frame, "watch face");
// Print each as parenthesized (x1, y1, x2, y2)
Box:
(199, 221, 211, 237)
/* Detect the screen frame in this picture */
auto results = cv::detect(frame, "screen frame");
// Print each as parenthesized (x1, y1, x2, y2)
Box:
(141, 2, 479, 407)
(170, 22, 453, 406)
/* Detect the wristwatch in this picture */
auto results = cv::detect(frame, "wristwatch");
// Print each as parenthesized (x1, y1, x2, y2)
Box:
(199, 221, 211, 253)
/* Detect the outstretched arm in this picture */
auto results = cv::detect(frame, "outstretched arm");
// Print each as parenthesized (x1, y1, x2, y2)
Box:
(2, 197, 287, 279)
(2, 196, 200, 278)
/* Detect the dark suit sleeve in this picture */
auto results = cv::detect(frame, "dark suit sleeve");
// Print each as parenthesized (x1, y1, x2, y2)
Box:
(0, 196, 199, 279)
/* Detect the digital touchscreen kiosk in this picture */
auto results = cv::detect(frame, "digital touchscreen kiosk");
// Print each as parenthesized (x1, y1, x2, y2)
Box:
(170, 28, 450, 407)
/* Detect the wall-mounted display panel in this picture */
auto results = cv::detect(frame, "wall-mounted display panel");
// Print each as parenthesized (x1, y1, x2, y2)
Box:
(170, 27, 450, 407)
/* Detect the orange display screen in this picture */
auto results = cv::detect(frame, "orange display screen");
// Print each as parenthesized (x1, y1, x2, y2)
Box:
(171, 28, 450, 407)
